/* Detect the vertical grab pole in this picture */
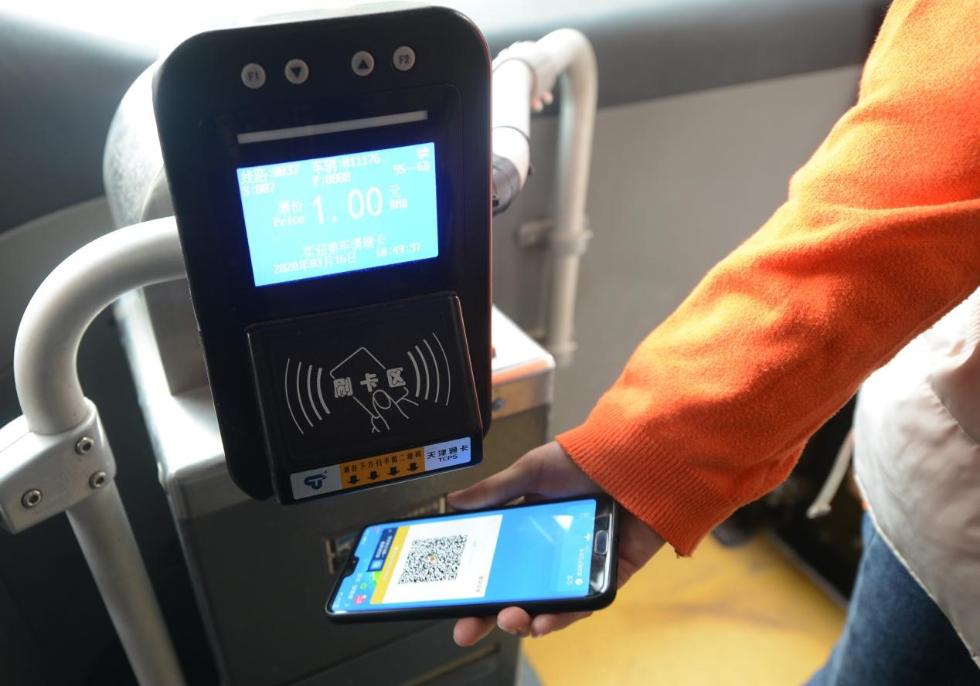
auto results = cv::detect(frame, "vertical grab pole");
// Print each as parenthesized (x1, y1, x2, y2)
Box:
(489, 30, 597, 366)
(67, 483, 186, 686)
(538, 30, 597, 367)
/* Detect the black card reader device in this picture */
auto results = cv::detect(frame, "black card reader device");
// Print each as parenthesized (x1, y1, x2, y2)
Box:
(153, 7, 491, 502)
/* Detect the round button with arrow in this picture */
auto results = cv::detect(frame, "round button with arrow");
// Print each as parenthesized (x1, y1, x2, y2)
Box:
(284, 58, 309, 84)
(351, 51, 375, 77)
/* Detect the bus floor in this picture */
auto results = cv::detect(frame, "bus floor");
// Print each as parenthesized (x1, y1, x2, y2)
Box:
(522, 534, 845, 685)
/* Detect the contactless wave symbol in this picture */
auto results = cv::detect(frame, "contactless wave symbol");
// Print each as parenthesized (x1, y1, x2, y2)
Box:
(406, 333, 452, 407)
(283, 358, 332, 436)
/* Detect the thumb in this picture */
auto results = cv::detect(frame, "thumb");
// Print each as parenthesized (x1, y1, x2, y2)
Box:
(448, 455, 541, 510)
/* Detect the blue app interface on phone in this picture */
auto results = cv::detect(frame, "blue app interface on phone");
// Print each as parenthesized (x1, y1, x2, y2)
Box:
(331, 499, 598, 613)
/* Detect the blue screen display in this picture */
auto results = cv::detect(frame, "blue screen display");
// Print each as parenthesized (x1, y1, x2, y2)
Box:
(330, 499, 597, 613)
(237, 142, 439, 287)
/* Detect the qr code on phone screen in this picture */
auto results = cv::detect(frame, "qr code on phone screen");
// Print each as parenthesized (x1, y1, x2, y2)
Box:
(397, 535, 468, 584)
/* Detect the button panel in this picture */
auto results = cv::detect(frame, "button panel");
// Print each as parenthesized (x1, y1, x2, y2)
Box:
(241, 46, 421, 89)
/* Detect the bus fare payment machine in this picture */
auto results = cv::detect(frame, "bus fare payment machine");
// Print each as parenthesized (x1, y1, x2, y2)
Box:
(153, 7, 492, 504)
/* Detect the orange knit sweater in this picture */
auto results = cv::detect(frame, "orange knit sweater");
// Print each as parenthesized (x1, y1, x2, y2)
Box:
(557, 0, 980, 555)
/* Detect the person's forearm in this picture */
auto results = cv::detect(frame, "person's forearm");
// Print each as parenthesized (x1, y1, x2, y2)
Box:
(558, 0, 980, 555)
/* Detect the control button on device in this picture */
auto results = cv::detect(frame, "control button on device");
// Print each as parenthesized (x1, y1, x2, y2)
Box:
(351, 50, 375, 76)
(240, 63, 266, 89)
(392, 45, 416, 72)
(284, 58, 310, 84)
(593, 529, 609, 555)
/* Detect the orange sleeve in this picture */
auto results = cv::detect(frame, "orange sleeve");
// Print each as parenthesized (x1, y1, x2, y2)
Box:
(557, 0, 980, 555)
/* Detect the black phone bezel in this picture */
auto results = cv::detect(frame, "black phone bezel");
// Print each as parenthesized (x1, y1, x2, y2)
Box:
(324, 494, 620, 622)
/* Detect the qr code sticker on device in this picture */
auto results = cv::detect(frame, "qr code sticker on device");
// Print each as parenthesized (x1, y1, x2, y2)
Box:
(398, 535, 468, 584)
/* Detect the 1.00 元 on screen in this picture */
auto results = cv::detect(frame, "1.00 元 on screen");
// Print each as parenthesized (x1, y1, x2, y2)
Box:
(311, 186, 395, 224)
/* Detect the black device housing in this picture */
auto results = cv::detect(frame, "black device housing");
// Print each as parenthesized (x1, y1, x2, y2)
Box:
(153, 8, 492, 501)
(325, 496, 620, 622)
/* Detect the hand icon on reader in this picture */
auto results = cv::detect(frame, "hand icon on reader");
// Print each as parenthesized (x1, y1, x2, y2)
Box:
(330, 347, 418, 434)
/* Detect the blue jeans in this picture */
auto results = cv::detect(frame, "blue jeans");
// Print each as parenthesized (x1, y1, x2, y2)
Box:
(808, 514, 980, 686)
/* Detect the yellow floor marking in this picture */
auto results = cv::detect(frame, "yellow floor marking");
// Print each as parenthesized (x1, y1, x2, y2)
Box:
(523, 535, 845, 685)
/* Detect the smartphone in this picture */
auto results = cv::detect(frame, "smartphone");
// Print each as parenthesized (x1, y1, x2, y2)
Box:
(326, 495, 618, 621)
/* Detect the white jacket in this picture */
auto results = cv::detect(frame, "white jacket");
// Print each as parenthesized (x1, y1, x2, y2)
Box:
(854, 291, 980, 664)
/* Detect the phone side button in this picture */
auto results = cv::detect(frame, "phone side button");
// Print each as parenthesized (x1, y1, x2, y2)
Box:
(593, 530, 609, 555)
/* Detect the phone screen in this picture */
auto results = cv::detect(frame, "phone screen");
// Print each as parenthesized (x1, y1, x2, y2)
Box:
(330, 498, 598, 614)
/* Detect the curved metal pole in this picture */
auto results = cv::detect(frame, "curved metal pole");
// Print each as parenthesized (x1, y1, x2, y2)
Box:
(14, 216, 185, 434)
(13, 216, 187, 686)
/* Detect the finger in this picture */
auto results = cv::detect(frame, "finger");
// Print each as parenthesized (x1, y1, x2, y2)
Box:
(497, 606, 532, 637)
(529, 611, 592, 638)
(454, 616, 496, 647)
(448, 457, 540, 510)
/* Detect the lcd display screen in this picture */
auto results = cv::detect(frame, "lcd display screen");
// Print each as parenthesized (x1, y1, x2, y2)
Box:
(237, 141, 439, 287)
(330, 498, 597, 614)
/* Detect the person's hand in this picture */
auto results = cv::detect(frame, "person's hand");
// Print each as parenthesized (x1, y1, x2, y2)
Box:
(448, 441, 665, 646)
